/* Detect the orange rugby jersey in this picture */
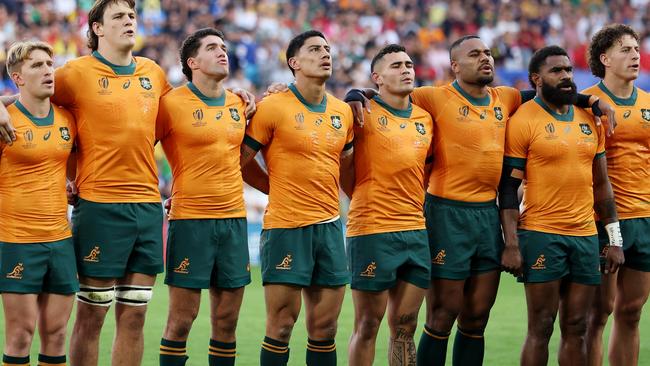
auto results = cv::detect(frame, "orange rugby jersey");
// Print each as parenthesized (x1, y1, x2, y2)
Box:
(411, 81, 522, 202)
(157, 84, 246, 220)
(504, 97, 606, 236)
(244, 84, 354, 229)
(346, 96, 433, 237)
(0, 102, 75, 243)
(582, 82, 650, 219)
(52, 51, 172, 203)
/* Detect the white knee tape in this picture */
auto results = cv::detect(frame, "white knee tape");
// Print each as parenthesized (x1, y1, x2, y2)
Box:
(77, 285, 115, 307)
(115, 285, 153, 306)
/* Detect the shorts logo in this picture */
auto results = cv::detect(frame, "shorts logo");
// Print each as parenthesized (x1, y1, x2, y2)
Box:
(360, 262, 377, 278)
(84, 246, 101, 262)
(331, 116, 342, 129)
(579, 123, 593, 135)
(43, 131, 51, 141)
(139, 77, 152, 90)
(531, 254, 546, 270)
(173, 258, 190, 274)
(6, 263, 24, 279)
(59, 127, 71, 141)
(642, 109, 650, 122)
(623, 110, 631, 119)
(230, 108, 241, 122)
(432, 250, 446, 265)
(494, 107, 504, 121)
(275, 254, 292, 270)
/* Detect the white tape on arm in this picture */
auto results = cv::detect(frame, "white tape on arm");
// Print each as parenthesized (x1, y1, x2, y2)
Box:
(605, 222, 623, 247)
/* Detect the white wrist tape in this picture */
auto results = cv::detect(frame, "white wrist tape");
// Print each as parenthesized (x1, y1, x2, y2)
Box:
(605, 222, 623, 247)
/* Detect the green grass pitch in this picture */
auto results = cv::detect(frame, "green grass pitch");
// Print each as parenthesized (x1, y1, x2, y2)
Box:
(2, 270, 648, 365)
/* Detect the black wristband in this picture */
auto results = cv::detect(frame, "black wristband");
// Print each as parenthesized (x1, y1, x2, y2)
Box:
(575, 93, 591, 109)
(344, 89, 366, 103)
(591, 100, 604, 117)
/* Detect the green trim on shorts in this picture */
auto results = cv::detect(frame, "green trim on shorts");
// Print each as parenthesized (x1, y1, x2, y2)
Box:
(165, 218, 251, 289)
(425, 194, 503, 280)
(72, 198, 164, 278)
(597, 218, 650, 272)
(0, 238, 79, 294)
(347, 230, 430, 291)
(518, 229, 600, 285)
(260, 220, 348, 287)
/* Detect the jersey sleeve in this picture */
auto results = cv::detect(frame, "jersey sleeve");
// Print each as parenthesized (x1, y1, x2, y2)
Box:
(504, 113, 531, 168)
(244, 99, 276, 151)
(410, 86, 439, 117)
(495, 86, 523, 116)
(155, 96, 172, 141)
(51, 64, 76, 108)
(158, 66, 173, 96)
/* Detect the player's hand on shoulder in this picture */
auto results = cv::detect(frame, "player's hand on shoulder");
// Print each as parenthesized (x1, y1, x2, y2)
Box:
(0, 104, 16, 145)
(229, 88, 257, 119)
(344, 89, 372, 128)
(264, 82, 289, 96)
(591, 99, 617, 137)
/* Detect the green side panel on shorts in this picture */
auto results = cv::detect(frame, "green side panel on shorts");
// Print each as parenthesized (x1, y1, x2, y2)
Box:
(597, 218, 650, 272)
(517, 229, 600, 285)
(0, 238, 79, 294)
(72, 198, 164, 278)
(165, 218, 251, 289)
(347, 230, 430, 291)
(424, 194, 503, 280)
(260, 220, 349, 287)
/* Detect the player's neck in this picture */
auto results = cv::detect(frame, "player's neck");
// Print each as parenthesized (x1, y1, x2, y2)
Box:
(456, 79, 489, 99)
(602, 74, 635, 99)
(539, 95, 570, 115)
(191, 74, 225, 99)
(18, 94, 51, 118)
(293, 77, 326, 105)
(96, 43, 133, 66)
(377, 91, 409, 110)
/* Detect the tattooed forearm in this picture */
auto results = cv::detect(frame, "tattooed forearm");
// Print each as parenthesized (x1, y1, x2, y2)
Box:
(389, 328, 416, 366)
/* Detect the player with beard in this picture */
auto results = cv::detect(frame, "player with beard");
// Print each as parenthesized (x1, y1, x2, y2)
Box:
(343, 36, 615, 366)
(583, 24, 650, 366)
(499, 45, 624, 366)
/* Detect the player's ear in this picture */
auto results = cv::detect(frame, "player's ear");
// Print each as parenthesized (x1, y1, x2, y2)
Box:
(92, 21, 104, 38)
(530, 73, 542, 88)
(450, 59, 459, 75)
(599, 53, 610, 68)
(10, 71, 23, 87)
(186, 56, 198, 71)
(370, 71, 381, 86)
(288, 57, 299, 73)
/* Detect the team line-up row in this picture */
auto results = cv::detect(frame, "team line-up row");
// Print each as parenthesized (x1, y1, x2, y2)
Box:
(0, 1, 648, 366)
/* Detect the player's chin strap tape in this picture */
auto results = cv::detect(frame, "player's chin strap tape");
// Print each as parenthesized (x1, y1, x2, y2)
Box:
(77, 285, 115, 307)
(115, 285, 153, 306)
(344, 89, 366, 103)
(605, 222, 623, 247)
(498, 165, 523, 209)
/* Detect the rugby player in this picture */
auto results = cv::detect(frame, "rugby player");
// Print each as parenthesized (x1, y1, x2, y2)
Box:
(499, 45, 624, 366)
(0, 41, 77, 366)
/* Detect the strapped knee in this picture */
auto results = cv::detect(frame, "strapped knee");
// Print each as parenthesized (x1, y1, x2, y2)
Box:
(115, 285, 153, 306)
(77, 285, 115, 307)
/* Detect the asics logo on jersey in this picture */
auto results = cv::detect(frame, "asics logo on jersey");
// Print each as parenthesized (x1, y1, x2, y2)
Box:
(623, 110, 631, 119)
(479, 110, 487, 120)
(432, 250, 446, 265)
(6, 263, 24, 279)
(123, 79, 131, 89)
(84, 246, 101, 262)
(275, 254, 293, 270)
(531, 255, 546, 270)
(360, 262, 377, 278)
(43, 131, 51, 141)
(173, 258, 190, 274)
(215, 111, 223, 120)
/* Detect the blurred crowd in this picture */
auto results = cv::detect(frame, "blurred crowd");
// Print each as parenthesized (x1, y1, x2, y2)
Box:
(2, 0, 650, 221)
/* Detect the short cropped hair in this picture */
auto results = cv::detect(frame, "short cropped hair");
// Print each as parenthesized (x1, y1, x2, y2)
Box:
(449, 35, 481, 61)
(179, 28, 226, 82)
(528, 45, 569, 88)
(371, 44, 407, 72)
(6, 41, 53, 75)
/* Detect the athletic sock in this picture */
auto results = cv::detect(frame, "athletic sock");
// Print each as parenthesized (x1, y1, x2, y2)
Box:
(209, 339, 236, 366)
(260, 336, 289, 366)
(159, 338, 188, 366)
(306, 338, 336, 366)
(2, 354, 29, 366)
(37, 354, 66, 366)
(416, 324, 450, 366)
(452, 327, 485, 366)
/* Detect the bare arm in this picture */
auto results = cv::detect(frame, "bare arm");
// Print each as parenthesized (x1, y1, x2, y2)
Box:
(498, 165, 525, 276)
(592, 155, 624, 274)
(339, 148, 355, 199)
(240, 143, 269, 194)
(1, 95, 18, 107)
(0, 98, 17, 143)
